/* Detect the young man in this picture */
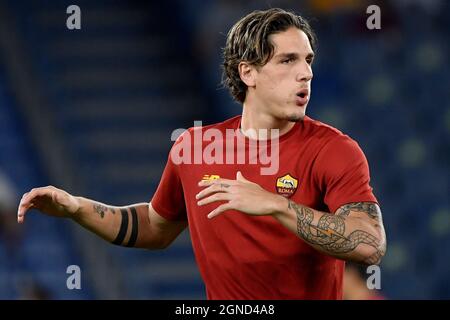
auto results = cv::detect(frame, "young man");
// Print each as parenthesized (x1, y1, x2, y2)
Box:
(17, 8, 386, 299)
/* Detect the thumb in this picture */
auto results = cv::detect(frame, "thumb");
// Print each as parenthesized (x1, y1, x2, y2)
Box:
(51, 190, 64, 206)
(236, 171, 248, 182)
(52, 190, 71, 209)
(52, 190, 79, 215)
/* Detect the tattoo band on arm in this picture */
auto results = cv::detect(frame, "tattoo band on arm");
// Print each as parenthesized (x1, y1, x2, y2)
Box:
(288, 200, 385, 265)
(112, 209, 129, 245)
(125, 207, 139, 247)
(93, 203, 139, 247)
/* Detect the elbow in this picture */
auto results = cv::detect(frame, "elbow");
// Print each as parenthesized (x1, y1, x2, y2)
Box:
(144, 237, 174, 250)
(360, 236, 387, 266)
(129, 235, 170, 250)
(359, 219, 387, 266)
(367, 244, 386, 266)
(149, 242, 171, 250)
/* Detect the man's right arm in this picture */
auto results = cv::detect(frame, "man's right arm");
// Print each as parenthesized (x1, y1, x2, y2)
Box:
(17, 186, 187, 250)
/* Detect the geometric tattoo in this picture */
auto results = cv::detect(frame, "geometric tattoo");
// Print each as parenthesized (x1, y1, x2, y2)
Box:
(126, 207, 139, 247)
(288, 200, 385, 265)
(111, 207, 139, 247)
(112, 209, 128, 245)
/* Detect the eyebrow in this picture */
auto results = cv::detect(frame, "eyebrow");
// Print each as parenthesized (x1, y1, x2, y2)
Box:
(275, 52, 315, 60)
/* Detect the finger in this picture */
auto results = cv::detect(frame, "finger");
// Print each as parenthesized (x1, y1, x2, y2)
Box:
(207, 203, 233, 219)
(23, 187, 54, 203)
(17, 199, 35, 224)
(197, 192, 232, 206)
(18, 193, 32, 216)
(18, 188, 52, 221)
(198, 178, 236, 187)
(196, 183, 231, 200)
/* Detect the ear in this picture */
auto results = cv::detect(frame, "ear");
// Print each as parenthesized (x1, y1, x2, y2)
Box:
(238, 61, 256, 87)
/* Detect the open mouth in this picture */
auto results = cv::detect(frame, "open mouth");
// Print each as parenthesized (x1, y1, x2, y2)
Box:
(295, 88, 309, 107)
(296, 88, 309, 98)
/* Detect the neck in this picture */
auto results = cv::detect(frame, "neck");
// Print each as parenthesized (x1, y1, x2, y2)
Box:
(241, 103, 296, 140)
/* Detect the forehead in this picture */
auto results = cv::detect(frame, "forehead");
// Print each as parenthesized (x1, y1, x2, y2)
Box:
(269, 27, 313, 54)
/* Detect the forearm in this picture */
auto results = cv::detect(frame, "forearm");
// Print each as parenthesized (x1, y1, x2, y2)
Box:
(272, 197, 386, 265)
(72, 197, 151, 247)
(18, 186, 176, 249)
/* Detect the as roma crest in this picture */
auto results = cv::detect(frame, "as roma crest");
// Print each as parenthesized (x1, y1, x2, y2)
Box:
(276, 174, 299, 197)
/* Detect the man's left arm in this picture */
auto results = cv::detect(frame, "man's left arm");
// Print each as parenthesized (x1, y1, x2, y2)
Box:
(196, 172, 386, 265)
(273, 200, 386, 265)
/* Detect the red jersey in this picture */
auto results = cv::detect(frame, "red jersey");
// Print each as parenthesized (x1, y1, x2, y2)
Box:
(151, 115, 378, 300)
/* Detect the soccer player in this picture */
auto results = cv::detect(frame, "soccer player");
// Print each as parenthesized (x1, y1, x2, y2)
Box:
(17, 8, 386, 299)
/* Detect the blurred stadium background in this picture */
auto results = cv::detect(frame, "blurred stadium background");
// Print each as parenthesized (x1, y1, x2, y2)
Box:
(0, 0, 448, 299)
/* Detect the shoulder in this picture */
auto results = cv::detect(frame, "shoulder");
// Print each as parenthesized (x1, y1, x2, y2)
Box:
(303, 116, 345, 140)
(303, 116, 360, 151)
(172, 116, 240, 144)
(188, 115, 241, 133)
(304, 117, 368, 170)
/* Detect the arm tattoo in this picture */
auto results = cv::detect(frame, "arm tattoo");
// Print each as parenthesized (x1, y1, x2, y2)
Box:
(93, 204, 115, 218)
(112, 207, 139, 247)
(112, 209, 128, 245)
(125, 207, 139, 247)
(335, 202, 380, 220)
(288, 200, 385, 264)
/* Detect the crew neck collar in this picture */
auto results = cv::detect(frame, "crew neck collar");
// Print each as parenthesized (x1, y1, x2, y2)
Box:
(235, 116, 302, 145)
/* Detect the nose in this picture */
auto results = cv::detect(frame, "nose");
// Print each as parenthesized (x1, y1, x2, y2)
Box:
(296, 62, 313, 82)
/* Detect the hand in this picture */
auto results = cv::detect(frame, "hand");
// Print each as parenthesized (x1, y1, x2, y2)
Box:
(196, 171, 285, 219)
(17, 186, 80, 223)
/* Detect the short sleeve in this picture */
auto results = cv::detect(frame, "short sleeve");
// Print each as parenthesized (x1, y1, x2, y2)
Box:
(151, 144, 187, 221)
(314, 135, 378, 213)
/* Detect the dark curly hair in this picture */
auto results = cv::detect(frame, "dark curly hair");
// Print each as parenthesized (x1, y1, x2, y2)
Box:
(222, 8, 316, 103)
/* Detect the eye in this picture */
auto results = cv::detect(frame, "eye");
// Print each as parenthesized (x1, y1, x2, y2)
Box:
(281, 58, 295, 64)
(306, 57, 314, 65)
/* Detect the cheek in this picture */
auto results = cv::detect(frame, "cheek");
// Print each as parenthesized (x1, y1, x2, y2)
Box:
(258, 70, 286, 92)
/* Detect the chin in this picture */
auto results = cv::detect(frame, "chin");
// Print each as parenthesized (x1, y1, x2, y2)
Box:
(286, 111, 306, 122)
